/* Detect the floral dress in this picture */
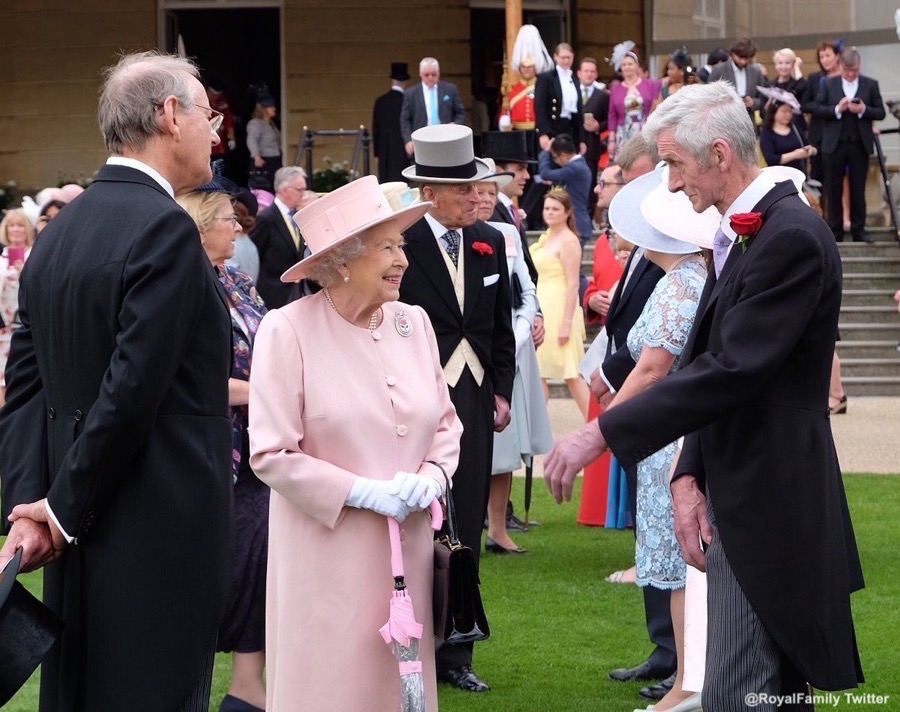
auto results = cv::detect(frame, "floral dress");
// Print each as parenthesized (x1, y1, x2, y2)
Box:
(627, 258, 706, 589)
(613, 92, 646, 162)
(216, 265, 270, 653)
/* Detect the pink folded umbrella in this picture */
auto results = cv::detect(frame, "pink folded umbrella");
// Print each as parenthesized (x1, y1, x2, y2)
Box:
(380, 500, 442, 712)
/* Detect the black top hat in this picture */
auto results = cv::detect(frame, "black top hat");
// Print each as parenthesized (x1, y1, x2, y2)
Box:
(480, 131, 537, 165)
(390, 62, 411, 81)
(0, 549, 64, 706)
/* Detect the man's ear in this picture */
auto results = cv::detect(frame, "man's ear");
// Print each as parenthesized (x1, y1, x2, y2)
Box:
(711, 139, 732, 171)
(159, 95, 180, 139)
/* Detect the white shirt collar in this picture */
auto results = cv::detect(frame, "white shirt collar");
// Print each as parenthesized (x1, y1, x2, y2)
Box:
(841, 77, 859, 96)
(106, 157, 174, 198)
(424, 212, 453, 240)
(274, 196, 292, 216)
(497, 192, 514, 210)
(720, 172, 777, 241)
(556, 65, 572, 80)
(392, 85, 405, 94)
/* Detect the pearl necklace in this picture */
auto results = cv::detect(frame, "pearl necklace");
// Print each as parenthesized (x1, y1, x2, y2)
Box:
(322, 289, 380, 331)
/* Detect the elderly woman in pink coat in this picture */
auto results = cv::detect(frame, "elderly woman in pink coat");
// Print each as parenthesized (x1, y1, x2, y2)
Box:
(249, 175, 462, 712)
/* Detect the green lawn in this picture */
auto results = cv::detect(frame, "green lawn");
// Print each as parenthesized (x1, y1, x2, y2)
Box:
(3, 474, 898, 711)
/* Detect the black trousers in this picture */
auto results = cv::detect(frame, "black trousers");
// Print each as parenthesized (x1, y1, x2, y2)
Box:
(824, 140, 869, 240)
(435, 368, 494, 672)
(625, 463, 678, 676)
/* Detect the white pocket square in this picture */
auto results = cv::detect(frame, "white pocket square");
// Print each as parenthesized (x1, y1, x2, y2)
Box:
(483, 274, 499, 286)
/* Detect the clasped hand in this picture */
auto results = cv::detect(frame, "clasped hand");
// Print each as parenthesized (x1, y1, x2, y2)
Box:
(0, 499, 67, 574)
(345, 471, 441, 522)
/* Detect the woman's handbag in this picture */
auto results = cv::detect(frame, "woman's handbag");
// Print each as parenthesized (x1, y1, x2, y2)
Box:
(511, 272, 524, 310)
(428, 462, 490, 644)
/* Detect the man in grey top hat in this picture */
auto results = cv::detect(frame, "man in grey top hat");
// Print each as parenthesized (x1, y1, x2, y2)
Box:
(399, 123, 516, 693)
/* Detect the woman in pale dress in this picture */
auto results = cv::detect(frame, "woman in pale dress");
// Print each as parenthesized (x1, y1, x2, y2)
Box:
(530, 189, 591, 416)
(0, 209, 35, 407)
(604, 165, 717, 712)
(249, 176, 462, 712)
(476, 165, 553, 554)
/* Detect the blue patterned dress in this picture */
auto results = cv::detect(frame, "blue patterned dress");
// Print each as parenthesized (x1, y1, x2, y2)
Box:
(627, 258, 707, 590)
(216, 265, 270, 652)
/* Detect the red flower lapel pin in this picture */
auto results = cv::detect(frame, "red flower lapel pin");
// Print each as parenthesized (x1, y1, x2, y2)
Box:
(729, 212, 763, 253)
(472, 241, 493, 256)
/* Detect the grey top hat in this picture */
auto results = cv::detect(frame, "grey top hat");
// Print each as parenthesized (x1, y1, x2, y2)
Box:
(481, 131, 537, 165)
(401, 124, 496, 183)
(609, 165, 714, 254)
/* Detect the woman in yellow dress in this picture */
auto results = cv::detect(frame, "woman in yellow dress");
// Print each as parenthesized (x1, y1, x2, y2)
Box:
(530, 189, 591, 416)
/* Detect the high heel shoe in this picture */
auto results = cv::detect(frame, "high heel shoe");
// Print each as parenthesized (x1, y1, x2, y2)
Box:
(485, 537, 528, 555)
(830, 395, 848, 415)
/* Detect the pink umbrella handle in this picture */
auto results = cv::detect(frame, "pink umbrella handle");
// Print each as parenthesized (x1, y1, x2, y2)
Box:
(387, 500, 445, 578)
(429, 499, 443, 531)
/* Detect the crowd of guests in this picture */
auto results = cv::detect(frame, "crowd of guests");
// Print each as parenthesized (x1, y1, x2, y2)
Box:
(0, 34, 881, 712)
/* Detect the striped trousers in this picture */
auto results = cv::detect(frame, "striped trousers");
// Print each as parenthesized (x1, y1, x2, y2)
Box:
(703, 506, 813, 712)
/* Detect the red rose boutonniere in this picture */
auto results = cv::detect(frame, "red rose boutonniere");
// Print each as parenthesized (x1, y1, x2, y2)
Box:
(730, 212, 763, 253)
(472, 241, 494, 256)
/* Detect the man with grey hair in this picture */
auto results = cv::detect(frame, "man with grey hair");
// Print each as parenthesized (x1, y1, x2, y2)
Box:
(400, 57, 466, 157)
(251, 164, 318, 307)
(546, 81, 863, 710)
(0, 51, 233, 710)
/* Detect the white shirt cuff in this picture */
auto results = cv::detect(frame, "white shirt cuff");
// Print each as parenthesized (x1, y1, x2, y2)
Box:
(45, 500, 76, 544)
(598, 366, 616, 394)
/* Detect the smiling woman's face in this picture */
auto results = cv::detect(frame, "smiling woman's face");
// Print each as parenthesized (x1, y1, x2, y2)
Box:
(346, 224, 409, 305)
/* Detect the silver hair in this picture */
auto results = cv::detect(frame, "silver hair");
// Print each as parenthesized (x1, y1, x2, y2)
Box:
(98, 51, 200, 154)
(274, 166, 308, 192)
(419, 57, 440, 72)
(643, 81, 758, 168)
(305, 236, 366, 287)
(840, 47, 860, 67)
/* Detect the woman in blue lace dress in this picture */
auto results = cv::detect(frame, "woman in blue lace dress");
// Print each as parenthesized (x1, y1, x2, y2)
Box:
(606, 165, 716, 712)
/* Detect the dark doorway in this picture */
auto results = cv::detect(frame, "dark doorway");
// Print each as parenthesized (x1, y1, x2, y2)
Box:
(469, 8, 567, 132)
(165, 8, 280, 185)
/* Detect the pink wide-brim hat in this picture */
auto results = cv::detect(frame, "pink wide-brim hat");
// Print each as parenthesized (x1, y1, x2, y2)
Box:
(280, 175, 431, 283)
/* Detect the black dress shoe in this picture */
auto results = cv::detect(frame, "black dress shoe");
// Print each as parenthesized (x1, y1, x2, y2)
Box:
(608, 661, 670, 683)
(485, 537, 528, 554)
(508, 512, 539, 530)
(437, 665, 490, 692)
(219, 694, 265, 712)
(639, 671, 677, 701)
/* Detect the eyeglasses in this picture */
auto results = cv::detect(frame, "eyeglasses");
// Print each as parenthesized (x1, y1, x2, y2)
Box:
(212, 215, 240, 227)
(194, 104, 225, 132)
(153, 102, 224, 133)
(598, 179, 626, 189)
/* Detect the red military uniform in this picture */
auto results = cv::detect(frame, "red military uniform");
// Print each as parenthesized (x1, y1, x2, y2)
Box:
(507, 79, 536, 130)
(207, 87, 236, 158)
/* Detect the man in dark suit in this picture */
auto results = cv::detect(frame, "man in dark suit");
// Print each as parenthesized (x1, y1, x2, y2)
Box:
(547, 81, 863, 711)
(586, 137, 677, 703)
(481, 130, 539, 285)
(372, 62, 410, 182)
(697, 47, 729, 84)
(576, 57, 610, 216)
(535, 42, 583, 151)
(400, 57, 466, 158)
(250, 165, 318, 307)
(399, 124, 516, 694)
(708, 38, 766, 118)
(813, 47, 885, 243)
(0, 51, 233, 711)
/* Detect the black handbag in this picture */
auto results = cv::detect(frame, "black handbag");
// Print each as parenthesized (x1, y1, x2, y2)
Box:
(511, 273, 524, 310)
(429, 462, 490, 644)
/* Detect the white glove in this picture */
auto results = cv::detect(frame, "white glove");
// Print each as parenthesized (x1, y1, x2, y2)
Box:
(345, 478, 412, 521)
(227, 139, 237, 151)
(391, 471, 441, 510)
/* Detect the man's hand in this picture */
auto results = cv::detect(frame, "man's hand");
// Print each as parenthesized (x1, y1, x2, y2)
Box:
(583, 116, 600, 133)
(579, 141, 587, 156)
(743, 95, 754, 109)
(544, 421, 607, 503)
(493, 395, 511, 432)
(1, 500, 67, 573)
(671, 477, 713, 572)
(532, 315, 545, 348)
(539, 134, 551, 151)
(837, 97, 851, 114)
(589, 368, 610, 402)
(405, 141, 414, 157)
(588, 290, 611, 318)
(847, 99, 865, 115)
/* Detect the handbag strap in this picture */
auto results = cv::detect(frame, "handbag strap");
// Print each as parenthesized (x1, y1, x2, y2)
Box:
(426, 460, 460, 546)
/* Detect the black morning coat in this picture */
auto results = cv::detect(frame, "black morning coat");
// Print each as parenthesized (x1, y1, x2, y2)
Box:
(601, 180, 864, 690)
(0, 164, 234, 711)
